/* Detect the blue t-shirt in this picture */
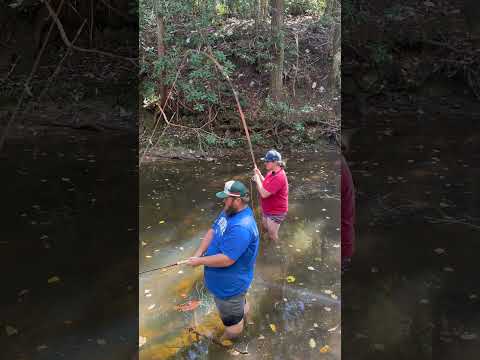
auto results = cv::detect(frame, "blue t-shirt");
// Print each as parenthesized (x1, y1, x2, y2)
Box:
(204, 207, 259, 300)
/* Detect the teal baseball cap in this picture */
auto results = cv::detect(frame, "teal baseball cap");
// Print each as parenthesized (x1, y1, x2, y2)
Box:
(216, 180, 248, 198)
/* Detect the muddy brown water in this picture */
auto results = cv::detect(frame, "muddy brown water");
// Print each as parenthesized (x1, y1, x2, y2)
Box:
(139, 148, 341, 360)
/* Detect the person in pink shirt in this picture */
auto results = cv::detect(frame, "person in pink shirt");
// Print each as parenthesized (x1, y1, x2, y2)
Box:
(253, 150, 289, 242)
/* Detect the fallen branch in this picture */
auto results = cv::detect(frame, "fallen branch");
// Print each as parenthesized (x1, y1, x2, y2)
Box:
(41, 0, 137, 65)
(424, 216, 480, 230)
(37, 19, 87, 102)
(0, 0, 65, 153)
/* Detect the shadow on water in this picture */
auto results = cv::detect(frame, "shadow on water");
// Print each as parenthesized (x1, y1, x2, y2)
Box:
(139, 148, 341, 360)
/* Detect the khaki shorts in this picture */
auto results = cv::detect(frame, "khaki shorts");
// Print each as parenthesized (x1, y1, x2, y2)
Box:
(213, 292, 246, 326)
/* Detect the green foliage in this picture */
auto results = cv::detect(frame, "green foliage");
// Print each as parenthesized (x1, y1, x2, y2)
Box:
(250, 133, 263, 145)
(215, 3, 229, 17)
(205, 134, 218, 145)
(368, 42, 392, 65)
(265, 97, 294, 118)
(293, 122, 305, 132)
(286, 0, 324, 16)
(224, 139, 238, 148)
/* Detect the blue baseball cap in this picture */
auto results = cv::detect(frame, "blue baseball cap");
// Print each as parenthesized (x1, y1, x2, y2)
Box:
(261, 149, 282, 162)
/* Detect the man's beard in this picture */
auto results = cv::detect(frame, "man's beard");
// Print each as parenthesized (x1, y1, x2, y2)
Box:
(224, 204, 237, 216)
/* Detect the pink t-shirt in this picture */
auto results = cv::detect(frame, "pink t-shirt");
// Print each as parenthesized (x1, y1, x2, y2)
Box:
(260, 168, 289, 215)
(341, 156, 355, 259)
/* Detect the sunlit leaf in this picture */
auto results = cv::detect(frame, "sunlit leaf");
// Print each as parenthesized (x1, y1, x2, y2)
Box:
(319, 345, 331, 353)
(309, 338, 316, 348)
(286, 276, 296, 283)
(269, 324, 276, 333)
(48, 276, 60, 284)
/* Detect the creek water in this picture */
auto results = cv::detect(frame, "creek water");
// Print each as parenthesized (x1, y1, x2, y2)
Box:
(342, 112, 480, 360)
(139, 148, 341, 360)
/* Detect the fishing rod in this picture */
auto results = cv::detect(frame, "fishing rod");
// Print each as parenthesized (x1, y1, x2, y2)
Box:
(203, 50, 257, 169)
(139, 259, 189, 275)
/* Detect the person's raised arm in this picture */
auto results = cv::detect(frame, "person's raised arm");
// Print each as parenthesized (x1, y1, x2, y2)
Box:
(253, 168, 272, 198)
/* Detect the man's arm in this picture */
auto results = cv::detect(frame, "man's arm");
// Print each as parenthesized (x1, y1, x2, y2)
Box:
(189, 253, 234, 267)
(192, 228, 214, 257)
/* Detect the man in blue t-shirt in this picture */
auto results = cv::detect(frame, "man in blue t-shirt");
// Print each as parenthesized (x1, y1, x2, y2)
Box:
(187, 180, 259, 340)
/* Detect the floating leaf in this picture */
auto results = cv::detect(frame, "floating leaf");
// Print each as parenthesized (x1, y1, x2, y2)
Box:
(328, 324, 339, 332)
(307, 266, 315, 271)
(221, 339, 233, 346)
(175, 300, 200, 312)
(5, 325, 18, 336)
(269, 324, 277, 333)
(139, 336, 147, 347)
(48, 276, 60, 284)
(286, 276, 296, 283)
(309, 338, 316, 348)
(159, 220, 165, 224)
(147, 304, 156, 310)
(319, 345, 331, 353)
(434, 248, 445, 254)
(258, 334, 265, 340)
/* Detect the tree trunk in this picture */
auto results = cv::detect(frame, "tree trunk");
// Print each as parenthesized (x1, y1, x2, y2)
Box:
(156, 14, 167, 108)
(260, 0, 268, 18)
(270, 0, 284, 100)
(327, 0, 340, 93)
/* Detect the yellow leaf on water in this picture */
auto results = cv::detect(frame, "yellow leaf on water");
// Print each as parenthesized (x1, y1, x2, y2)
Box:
(221, 339, 233, 346)
(309, 338, 316, 348)
(48, 276, 60, 284)
(159, 220, 165, 224)
(320, 345, 331, 353)
(269, 324, 276, 333)
(286, 276, 296, 283)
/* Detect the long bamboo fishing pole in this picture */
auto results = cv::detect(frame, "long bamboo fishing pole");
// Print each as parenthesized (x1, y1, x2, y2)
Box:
(203, 50, 263, 224)
(139, 259, 189, 275)
(203, 50, 257, 169)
